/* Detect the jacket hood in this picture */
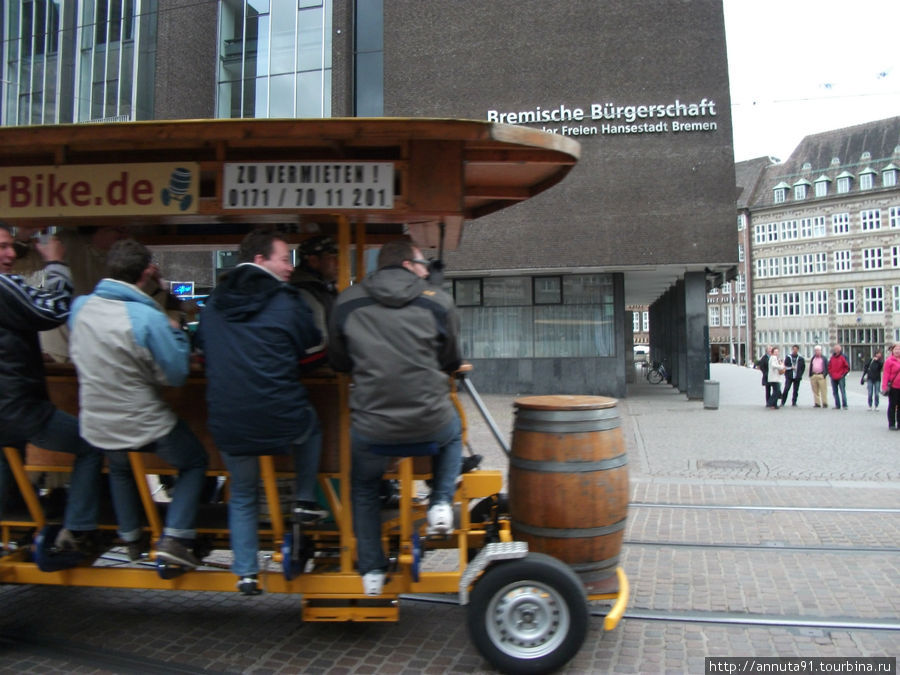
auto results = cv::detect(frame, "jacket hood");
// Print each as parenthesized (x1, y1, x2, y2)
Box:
(361, 266, 425, 308)
(94, 278, 157, 308)
(208, 264, 288, 322)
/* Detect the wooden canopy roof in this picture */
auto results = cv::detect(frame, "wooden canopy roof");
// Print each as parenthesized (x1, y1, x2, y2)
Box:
(0, 118, 579, 249)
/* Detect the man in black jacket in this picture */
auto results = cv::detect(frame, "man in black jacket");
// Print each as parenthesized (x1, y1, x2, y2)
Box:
(0, 224, 102, 552)
(196, 230, 325, 595)
(329, 239, 462, 597)
(780, 344, 806, 407)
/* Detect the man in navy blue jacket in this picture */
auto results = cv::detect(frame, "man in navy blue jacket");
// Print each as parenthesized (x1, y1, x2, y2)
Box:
(196, 230, 324, 595)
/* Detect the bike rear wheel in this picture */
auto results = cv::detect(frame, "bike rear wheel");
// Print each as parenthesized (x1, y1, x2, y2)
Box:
(647, 368, 664, 384)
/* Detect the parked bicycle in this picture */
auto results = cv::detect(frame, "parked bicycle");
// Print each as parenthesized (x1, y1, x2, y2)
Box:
(647, 361, 668, 384)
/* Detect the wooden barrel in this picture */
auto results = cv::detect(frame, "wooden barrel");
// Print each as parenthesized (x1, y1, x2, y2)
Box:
(509, 395, 628, 593)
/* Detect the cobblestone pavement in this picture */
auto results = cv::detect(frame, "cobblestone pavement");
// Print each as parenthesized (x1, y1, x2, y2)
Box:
(1, 363, 897, 673)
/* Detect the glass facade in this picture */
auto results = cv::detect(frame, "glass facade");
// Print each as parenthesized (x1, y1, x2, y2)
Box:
(2, 0, 157, 125)
(454, 274, 616, 359)
(354, 0, 382, 116)
(216, 0, 332, 119)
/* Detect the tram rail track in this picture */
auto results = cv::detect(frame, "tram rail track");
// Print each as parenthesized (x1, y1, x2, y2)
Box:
(623, 540, 900, 553)
(629, 502, 900, 514)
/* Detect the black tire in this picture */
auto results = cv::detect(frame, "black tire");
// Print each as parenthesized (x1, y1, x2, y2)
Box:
(647, 368, 664, 384)
(467, 552, 589, 674)
(469, 493, 509, 524)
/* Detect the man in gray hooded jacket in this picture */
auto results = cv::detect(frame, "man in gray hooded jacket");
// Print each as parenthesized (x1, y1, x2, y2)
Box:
(329, 239, 462, 597)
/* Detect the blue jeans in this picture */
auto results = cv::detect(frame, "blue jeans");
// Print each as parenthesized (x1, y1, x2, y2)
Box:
(0, 409, 102, 531)
(866, 380, 880, 408)
(105, 418, 208, 542)
(351, 414, 462, 576)
(831, 376, 848, 408)
(221, 414, 322, 576)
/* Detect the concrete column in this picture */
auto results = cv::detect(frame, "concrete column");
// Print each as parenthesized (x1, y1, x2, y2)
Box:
(684, 271, 709, 400)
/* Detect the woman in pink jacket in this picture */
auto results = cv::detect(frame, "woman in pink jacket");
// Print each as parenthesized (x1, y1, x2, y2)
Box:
(882, 343, 900, 430)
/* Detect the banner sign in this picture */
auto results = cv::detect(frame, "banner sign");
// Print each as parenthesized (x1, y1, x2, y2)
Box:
(222, 162, 394, 210)
(0, 163, 200, 217)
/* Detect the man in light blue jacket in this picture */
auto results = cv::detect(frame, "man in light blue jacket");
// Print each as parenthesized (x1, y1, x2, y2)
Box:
(69, 239, 208, 568)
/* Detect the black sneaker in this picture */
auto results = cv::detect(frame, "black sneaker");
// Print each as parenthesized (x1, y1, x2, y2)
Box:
(54, 528, 101, 556)
(237, 575, 262, 595)
(124, 535, 150, 562)
(292, 501, 328, 525)
(155, 537, 200, 568)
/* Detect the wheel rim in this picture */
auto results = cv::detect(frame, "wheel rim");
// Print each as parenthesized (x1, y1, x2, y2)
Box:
(485, 580, 571, 659)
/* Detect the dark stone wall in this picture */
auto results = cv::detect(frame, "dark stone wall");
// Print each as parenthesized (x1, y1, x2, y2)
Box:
(153, 1, 218, 120)
(382, 0, 736, 272)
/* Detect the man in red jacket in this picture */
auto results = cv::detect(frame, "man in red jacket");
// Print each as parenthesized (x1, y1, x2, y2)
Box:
(828, 344, 851, 410)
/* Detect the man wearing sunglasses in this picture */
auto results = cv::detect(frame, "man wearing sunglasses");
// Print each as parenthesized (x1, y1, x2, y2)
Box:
(329, 239, 462, 597)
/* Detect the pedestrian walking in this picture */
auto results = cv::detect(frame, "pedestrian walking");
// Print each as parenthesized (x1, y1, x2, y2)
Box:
(861, 350, 884, 411)
(828, 344, 850, 410)
(767, 347, 786, 409)
(882, 343, 900, 430)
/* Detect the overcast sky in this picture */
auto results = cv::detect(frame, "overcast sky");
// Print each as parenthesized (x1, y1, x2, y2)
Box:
(724, 0, 900, 163)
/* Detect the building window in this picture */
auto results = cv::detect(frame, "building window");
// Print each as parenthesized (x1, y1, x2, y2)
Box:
(534, 277, 562, 304)
(736, 274, 745, 293)
(754, 225, 766, 245)
(793, 183, 808, 200)
(457, 274, 615, 359)
(709, 286, 718, 295)
(709, 305, 720, 327)
(454, 279, 482, 306)
(738, 304, 747, 326)
(722, 304, 732, 327)
(642, 311, 649, 332)
(815, 252, 827, 273)
(755, 259, 766, 278)
(892, 246, 900, 268)
(782, 292, 800, 316)
(217, 0, 334, 119)
(767, 257, 780, 277)
(632, 311, 640, 332)
(814, 177, 830, 197)
(780, 220, 798, 240)
(802, 290, 828, 316)
(863, 286, 884, 313)
(738, 243, 745, 262)
(737, 214, 746, 231)
(766, 294, 779, 317)
(894, 285, 900, 312)
(801, 254, 814, 275)
(860, 209, 881, 231)
(889, 206, 900, 229)
(837, 175, 852, 193)
(813, 216, 826, 237)
(859, 172, 874, 191)
(766, 222, 778, 242)
(862, 248, 883, 270)
(833, 250, 852, 272)
(832, 213, 850, 234)
(773, 187, 787, 203)
(722, 282, 732, 295)
(836, 288, 855, 314)
(781, 255, 799, 276)
(355, 0, 384, 116)
(883, 167, 898, 187)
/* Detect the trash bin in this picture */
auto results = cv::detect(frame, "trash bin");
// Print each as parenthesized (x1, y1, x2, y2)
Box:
(703, 380, 719, 409)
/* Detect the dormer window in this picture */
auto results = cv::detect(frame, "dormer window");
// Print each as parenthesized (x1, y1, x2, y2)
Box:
(773, 181, 790, 203)
(883, 164, 898, 188)
(836, 171, 853, 194)
(814, 175, 831, 197)
(793, 179, 811, 200)
(859, 167, 876, 191)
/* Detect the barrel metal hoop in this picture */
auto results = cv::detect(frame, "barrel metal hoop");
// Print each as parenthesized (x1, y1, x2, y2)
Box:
(567, 555, 620, 573)
(511, 517, 627, 538)
(513, 418, 621, 433)
(515, 408, 620, 423)
(509, 454, 627, 473)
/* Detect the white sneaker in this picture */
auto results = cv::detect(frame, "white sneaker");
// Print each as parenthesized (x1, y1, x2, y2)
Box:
(427, 502, 453, 535)
(362, 571, 385, 596)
